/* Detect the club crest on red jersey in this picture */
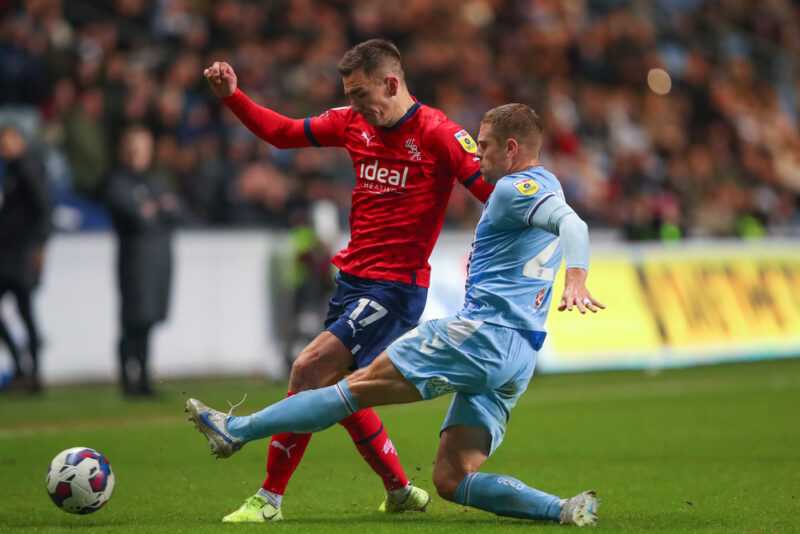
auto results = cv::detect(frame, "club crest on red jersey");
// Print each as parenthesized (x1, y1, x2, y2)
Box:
(405, 138, 422, 160)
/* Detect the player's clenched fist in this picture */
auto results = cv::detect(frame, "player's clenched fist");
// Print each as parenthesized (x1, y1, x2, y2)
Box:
(203, 61, 237, 98)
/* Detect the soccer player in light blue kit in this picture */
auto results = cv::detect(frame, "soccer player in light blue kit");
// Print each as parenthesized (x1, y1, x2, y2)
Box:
(186, 103, 606, 526)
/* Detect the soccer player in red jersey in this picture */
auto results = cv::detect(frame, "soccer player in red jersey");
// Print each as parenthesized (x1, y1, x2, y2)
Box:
(203, 39, 492, 522)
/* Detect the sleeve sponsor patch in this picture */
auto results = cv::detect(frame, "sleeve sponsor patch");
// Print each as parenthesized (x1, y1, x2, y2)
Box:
(513, 178, 539, 195)
(454, 129, 477, 153)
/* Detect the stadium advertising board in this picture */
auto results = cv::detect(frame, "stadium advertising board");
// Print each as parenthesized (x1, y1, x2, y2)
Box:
(634, 246, 800, 365)
(426, 237, 800, 372)
(18, 233, 799, 384)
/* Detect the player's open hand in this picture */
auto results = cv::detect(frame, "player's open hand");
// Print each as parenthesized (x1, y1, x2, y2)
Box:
(203, 61, 237, 98)
(558, 292, 605, 314)
(558, 267, 606, 314)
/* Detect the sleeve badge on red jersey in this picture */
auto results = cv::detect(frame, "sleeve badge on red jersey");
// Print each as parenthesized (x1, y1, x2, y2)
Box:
(513, 178, 539, 195)
(454, 129, 478, 153)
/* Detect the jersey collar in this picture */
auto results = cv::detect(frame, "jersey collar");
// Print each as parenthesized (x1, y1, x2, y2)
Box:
(383, 101, 421, 132)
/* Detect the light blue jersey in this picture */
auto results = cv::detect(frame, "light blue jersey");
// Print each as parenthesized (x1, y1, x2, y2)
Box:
(384, 164, 588, 455)
(460, 166, 564, 349)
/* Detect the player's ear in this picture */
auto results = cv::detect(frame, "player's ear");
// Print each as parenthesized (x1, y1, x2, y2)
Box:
(506, 138, 519, 158)
(385, 75, 399, 97)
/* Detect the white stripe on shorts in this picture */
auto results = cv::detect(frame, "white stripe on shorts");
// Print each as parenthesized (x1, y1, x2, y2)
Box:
(446, 318, 483, 347)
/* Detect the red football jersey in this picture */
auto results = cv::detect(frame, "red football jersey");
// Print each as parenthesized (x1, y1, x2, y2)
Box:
(223, 90, 492, 288)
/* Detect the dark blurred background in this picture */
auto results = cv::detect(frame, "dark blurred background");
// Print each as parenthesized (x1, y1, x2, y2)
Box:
(1, 0, 798, 240)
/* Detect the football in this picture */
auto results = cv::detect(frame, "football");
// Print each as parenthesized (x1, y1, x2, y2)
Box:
(46, 447, 115, 514)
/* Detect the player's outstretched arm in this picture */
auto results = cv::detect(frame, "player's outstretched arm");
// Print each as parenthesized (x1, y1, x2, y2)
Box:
(526, 194, 605, 314)
(203, 61, 320, 150)
(555, 213, 605, 314)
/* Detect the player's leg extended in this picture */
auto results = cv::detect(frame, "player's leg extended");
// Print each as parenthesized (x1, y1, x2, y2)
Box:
(187, 351, 421, 452)
(211, 352, 423, 442)
(261, 274, 426, 510)
(344, 352, 424, 406)
(219, 335, 423, 521)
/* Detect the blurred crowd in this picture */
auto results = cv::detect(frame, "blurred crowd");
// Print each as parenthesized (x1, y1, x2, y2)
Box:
(1, 0, 799, 239)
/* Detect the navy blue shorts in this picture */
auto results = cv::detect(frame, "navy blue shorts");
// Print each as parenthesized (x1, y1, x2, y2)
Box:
(324, 271, 427, 369)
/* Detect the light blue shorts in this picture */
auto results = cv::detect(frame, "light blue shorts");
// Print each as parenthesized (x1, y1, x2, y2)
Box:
(386, 315, 536, 455)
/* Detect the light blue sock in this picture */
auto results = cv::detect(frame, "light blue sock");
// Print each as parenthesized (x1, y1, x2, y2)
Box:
(225, 379, 359, 443)
(454, 472, 563, 521)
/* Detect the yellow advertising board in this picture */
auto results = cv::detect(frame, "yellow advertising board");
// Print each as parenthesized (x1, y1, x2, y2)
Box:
(542, 243, 800, 371)
(639, 257, 800, 346)
(545, 256, 661, 364)
(427, 236, 800, 372)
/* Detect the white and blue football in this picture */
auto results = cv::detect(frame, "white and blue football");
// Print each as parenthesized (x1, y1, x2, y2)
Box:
(46, 447, 115, 514)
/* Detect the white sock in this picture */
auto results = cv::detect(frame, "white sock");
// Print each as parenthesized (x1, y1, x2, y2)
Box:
(386, 483, 412, 504)
(256, 488, 282, 509)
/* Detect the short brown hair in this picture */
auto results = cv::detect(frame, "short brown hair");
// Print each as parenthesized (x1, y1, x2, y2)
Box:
(481, 103, 543, 154)
(338, 39, 404, 79)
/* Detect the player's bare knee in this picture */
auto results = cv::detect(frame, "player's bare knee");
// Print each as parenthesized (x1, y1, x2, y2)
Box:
(290, 345, 353, 392)
(289, 352, 325, 391)
(432, 466, 465, 502)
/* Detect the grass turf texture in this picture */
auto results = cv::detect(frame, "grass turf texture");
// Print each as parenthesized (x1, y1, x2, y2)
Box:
(0, 359, 798, 533)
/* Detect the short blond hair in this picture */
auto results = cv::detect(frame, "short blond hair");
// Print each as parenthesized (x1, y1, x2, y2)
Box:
(481, 103, 543, 154)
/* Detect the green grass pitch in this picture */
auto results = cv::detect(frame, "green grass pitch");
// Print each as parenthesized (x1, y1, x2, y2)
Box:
(1, 358, 798, 533)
